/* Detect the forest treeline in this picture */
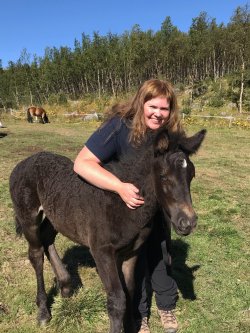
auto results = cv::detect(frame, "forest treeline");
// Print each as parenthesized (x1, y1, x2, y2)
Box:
(0, 5, 249, 111)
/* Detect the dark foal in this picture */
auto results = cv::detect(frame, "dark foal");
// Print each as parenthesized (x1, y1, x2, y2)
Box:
(9, 128, 206, 333)
(27, 106, 49, 123)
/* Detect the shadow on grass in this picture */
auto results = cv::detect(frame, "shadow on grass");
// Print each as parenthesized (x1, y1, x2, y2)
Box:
(172, 239, 200, 300)
(62, 245, 96, 290)
(0, 132, 8, 138)
(46, 239, 199, 312)
(46, 245, 96, 310)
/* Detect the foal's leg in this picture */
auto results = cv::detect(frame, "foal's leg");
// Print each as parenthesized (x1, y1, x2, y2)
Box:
(22, 216, 51, 325)
(121, 256, 138, 333)
(41, 218, 72, 297)
(92, 246, 126, 333)
(46, 244, 72, 297)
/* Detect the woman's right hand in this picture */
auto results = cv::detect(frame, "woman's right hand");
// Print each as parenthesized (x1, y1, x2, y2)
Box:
(117, 182, 144, 209)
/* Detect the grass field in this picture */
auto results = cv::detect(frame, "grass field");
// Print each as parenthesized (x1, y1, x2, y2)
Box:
(0, 119, 249, 333)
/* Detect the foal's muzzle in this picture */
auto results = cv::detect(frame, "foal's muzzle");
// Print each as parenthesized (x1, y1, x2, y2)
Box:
(174, 213, 197, 236)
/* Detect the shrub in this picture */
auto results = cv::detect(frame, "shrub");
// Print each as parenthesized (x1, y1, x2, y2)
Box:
(58, 93, 68, 105)
(48, 94, 58, 105)
(208, 96, 224, 108)
(192, 83, 208, 98)
(182, 107, 192, 115)
(48, 93, 68, 105)
(181, 97, 192, 115)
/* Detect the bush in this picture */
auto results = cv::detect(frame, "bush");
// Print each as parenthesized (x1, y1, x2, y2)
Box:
(48, 93, 68, 105)
(58, 93, 68, 105)
(181, 97, 192, 115)
(192, 83, 208, 98)
(182, 107, 192, 115)
(48, 94, 58, 105)
(208, 96, 224, 107)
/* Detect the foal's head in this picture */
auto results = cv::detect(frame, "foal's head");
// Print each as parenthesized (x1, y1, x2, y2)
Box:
(153, 129, 206, 236)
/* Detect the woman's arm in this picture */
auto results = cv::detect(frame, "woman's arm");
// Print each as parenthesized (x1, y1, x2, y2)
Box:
(74, 146, 144, 209)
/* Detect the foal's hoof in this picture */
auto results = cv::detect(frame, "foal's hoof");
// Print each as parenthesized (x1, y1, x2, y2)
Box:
(61, 286, 72, 298)
(54, 277, 72, 297)
(38, 310, 51, 326)
(39, 318, 51, 327)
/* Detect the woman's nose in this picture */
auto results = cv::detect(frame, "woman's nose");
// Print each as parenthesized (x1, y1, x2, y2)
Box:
(154, 108, 161, 116)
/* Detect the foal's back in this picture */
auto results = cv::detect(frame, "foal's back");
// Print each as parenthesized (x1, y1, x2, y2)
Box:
(9, 152, 144, 249)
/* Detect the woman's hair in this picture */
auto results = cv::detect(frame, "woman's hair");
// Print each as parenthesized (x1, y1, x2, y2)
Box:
(106, 79, 183, 144)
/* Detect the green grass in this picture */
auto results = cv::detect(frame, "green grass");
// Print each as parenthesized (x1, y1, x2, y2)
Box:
(0, 120, 249, 332)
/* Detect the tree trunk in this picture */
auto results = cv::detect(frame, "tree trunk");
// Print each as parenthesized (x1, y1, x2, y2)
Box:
(239, 60, 245, 114)
(97, 69, 101, 99)
(109, 72, 115, 97)
(213, 49, 217, 81)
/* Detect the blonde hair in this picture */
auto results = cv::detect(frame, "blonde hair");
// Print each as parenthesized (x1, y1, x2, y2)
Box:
(106, 79, 183, 144)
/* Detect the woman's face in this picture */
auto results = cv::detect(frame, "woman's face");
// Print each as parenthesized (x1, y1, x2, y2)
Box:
(143, 96, 170, 130)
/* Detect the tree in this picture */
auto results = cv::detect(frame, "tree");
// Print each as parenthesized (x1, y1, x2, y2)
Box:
(228, 5, 250, 112)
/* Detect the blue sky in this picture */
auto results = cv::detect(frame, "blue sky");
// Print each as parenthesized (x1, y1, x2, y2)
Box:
(1, 0, 248, 68)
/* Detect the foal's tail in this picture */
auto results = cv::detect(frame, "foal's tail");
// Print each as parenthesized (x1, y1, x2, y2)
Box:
(15, 216, 23, 237)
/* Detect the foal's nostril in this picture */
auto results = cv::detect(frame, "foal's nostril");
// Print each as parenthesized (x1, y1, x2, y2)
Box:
(179, 218, 191, 229)
(176, 214, 198, 235)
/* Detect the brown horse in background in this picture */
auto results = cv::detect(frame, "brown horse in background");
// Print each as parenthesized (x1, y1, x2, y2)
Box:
(27, 106, 49, 124)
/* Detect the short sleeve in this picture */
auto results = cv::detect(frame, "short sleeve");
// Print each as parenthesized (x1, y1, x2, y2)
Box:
(85, 117, 122, 162)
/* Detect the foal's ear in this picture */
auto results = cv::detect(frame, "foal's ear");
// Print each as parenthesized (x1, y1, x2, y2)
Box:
(180, 129, 206, 155)
(154, 130, 169, 156)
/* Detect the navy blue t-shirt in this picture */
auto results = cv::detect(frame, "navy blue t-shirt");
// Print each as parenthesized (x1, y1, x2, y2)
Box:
(85, 116, 134, 163)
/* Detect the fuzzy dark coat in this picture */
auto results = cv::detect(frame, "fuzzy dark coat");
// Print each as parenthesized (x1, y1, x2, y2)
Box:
(9, 128, 206, 333)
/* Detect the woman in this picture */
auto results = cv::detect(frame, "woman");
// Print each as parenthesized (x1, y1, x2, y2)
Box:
(74, 79, 182, 333)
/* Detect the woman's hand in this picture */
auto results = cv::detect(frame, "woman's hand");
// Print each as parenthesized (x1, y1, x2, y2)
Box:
(117, 183, 144, 209)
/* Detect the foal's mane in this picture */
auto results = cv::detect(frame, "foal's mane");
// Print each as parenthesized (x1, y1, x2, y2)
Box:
(106, 128, 186, 187)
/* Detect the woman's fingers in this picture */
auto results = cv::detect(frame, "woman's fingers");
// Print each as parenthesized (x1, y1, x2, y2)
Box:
(118, 182, 144, 209)
(132, 197, 144, 205)
(130, 186, 144, 200)
(126, 203, 135, 209)
(127, 197, 144, 209)
(128, 189, 144, 207)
